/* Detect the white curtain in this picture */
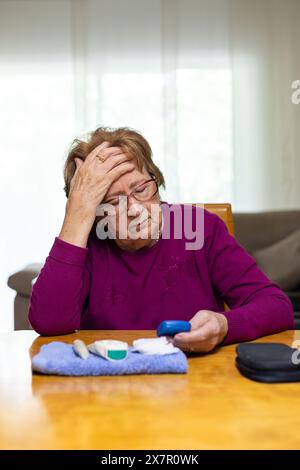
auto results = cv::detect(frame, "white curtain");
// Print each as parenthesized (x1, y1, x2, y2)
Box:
(72, 0, 234, 205)
(231, 0, 300, 211)
(1, 0, 300, 330)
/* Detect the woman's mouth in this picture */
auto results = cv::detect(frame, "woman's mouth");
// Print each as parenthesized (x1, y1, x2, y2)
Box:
(127, 216, 150, 237)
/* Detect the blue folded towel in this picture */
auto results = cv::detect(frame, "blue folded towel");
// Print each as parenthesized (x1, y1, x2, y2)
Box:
(31, 341, 188, 376)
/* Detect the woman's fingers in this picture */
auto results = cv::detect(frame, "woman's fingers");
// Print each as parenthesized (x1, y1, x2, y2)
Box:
(89, 151, 134, 182)
(99, 146, 127, 161)
(166, 312, 212, 350)
(172, 311, 226, 353)
(87, 142, 126, 165)
(106, 161, 136, 184)
(174, 321, 212, 345)
(85, 141, 112, 164)
(189, 310, 212, 330)
(102, 153, 132, 173)
(173, 323, 214, 353)
(80, 141, 129, 176)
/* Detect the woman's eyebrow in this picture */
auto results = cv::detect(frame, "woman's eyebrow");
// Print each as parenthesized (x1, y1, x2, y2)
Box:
(107, 179, 148, 198)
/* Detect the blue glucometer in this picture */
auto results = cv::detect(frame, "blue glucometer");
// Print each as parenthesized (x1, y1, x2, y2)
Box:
(157, 320, 191, 337)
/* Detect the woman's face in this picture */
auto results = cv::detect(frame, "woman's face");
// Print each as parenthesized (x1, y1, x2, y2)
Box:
(99, 165, 162, 252)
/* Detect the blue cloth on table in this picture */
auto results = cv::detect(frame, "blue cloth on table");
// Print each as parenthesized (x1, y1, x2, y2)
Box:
(31, 341, 188, 376)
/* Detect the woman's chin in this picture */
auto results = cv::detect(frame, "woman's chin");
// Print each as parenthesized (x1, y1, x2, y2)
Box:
(116, 228, 155, 251)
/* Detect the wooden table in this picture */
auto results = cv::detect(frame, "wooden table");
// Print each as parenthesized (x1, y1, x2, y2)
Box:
(1, 329, 300, 450)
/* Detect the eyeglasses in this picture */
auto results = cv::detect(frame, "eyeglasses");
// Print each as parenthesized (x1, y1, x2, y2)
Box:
(103, 177, 158, 207)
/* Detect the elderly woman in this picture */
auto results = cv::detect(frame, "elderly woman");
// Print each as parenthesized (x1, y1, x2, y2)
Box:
(29, 127, 294, 353)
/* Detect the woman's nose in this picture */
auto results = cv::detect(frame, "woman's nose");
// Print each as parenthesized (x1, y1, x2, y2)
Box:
(127, 197, 143, 217)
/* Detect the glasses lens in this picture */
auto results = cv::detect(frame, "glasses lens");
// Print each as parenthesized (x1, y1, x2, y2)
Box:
(134, 180, 158, 201)
(103, 179, 158, 206)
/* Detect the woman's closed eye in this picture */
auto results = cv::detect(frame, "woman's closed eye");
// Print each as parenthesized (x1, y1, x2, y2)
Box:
(105, 189, 145, 205)
(105, 198, 119, 206)
(103, 180, 154, 205)
(134, 185, 148, 194)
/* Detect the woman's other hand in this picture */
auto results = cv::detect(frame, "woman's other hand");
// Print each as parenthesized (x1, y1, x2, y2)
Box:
(170, 310, 228, 354)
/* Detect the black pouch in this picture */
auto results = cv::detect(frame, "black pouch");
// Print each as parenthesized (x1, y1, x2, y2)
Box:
(235, 343, 300, 383)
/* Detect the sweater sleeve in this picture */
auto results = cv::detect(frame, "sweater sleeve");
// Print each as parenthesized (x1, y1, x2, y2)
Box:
(28, 237, 91, 336)
(203, 210, 295, 345)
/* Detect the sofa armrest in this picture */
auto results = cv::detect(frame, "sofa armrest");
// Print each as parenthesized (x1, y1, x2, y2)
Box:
(7, 263, 43, 297)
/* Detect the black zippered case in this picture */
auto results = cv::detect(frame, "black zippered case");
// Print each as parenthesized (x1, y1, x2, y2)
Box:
(235, 343, 300, 383)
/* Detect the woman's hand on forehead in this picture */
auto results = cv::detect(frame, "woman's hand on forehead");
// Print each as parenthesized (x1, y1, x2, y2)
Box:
(68, 141, 136, 212)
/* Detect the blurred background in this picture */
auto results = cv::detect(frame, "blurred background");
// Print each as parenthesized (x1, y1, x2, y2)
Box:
(1, 0, 300, 331)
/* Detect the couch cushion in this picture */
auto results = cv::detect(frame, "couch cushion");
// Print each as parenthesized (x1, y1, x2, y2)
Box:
(7, 263, 42, 297)
(234, 211, 300, 253)
(253, 228, 300, 291)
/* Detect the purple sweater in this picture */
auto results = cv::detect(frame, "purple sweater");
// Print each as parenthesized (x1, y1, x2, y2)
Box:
(29, 203, 294, 343)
